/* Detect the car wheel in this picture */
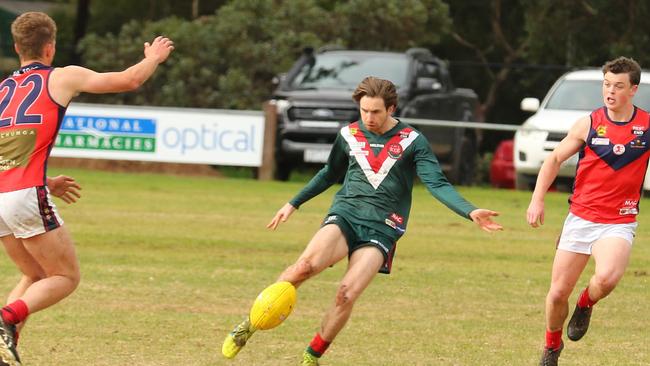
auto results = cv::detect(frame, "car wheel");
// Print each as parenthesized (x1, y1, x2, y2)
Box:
(515, 173, 536, 190)
(274, 161, 292, 181)
(456, 136, 477, 185)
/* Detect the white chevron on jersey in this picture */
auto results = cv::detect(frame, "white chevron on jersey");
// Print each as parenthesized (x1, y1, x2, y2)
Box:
(340, 125, 419, 189)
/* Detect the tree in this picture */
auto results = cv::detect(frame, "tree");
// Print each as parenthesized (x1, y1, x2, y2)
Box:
(76, 0, 452, 109)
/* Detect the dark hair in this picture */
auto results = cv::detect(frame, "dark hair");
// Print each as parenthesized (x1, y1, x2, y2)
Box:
(602, 57, 641, 86)
(11, 12, 57, 60)
(352, 77, 398, 109)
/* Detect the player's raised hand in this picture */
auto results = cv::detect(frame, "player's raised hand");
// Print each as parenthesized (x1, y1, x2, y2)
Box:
(267, 203, 297, 230)
(469, 209, 503, 233)
(47, 175, 82, 204)
(144, 36, 174, 64)
(526, 199, 545, 228)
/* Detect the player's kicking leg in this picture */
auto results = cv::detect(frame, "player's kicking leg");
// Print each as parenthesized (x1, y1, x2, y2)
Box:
(222, 224, 348, 359)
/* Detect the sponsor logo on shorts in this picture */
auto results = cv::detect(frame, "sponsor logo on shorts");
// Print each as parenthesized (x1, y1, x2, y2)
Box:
(385, 215, 406, 234)
(389, 213, 404, 225)
(370, 239, 389, 253)
(324, 215, 338, 224)
(384, 218, 397, 229)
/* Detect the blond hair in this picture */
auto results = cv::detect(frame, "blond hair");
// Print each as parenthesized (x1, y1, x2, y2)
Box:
(11, 12, 57, 60)
(352, 77, 398, 109)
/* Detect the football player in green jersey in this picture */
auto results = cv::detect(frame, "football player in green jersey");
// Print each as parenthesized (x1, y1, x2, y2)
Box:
(223, 77, 502, 365)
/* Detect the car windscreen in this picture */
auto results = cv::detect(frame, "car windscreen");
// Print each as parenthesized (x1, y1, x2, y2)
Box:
(289, 53, 409, 90)
(546, 79, 650, 111)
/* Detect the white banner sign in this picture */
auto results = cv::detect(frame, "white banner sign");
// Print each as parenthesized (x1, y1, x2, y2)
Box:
(51, 103, 265, 167)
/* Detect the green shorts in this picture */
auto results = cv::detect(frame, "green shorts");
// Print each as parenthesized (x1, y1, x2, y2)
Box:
(321, 213, 397, 274)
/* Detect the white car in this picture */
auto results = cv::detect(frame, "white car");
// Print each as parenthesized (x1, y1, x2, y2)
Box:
(513, 69, 650, 191)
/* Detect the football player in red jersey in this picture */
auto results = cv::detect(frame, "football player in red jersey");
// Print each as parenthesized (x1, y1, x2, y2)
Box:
(527, 57, 648, 366)
(0, 12, 173, 365)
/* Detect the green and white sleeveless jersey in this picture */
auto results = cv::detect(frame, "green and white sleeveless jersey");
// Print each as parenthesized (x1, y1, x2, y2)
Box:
(290, 120, 476, 241)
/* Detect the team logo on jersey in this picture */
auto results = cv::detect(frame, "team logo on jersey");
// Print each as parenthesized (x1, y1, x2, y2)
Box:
(349, 127, 358, 135)
(613, 144, 626, 155)
(630, 139, 647, 149)
(387, 143, 403, 159)
(596, 125, 607, 137)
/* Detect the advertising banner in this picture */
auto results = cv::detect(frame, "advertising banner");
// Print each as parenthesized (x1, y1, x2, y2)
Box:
(51, 103, 265, 167)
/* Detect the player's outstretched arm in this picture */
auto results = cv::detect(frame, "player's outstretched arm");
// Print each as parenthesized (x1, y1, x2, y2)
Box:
(526, 116, 588, 228)
(50, 36, 174, 105)
(46, 175, 82, 204)
(267, 203, 297, 230)
(469, 209, 503, 233)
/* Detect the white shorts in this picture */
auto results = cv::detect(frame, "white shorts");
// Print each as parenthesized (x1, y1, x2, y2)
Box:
(0, 186, 64, 239)
(557, 212, 637, 255)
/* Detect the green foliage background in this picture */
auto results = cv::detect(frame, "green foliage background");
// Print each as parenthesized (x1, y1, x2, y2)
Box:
(5, 0, 650, 144)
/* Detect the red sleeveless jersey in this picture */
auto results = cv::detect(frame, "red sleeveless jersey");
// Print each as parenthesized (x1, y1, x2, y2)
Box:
(570, 106, 650, 223)
(0, 63, 66, 192)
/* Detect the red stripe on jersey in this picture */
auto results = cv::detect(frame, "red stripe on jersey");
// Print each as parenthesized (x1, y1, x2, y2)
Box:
(570, 107, 650, 223)
(348, 122, 413, 173)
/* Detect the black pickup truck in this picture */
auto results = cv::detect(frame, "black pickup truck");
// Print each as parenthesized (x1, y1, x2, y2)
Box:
(270, 47, 481, 184)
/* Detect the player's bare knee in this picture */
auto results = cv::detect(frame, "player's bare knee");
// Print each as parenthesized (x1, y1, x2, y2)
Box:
(23, 273, 44, 284)
(547, 286, 571, 303)
(65, 268, 81, 290)
(335, 284, 358, 307)
(285, 258, 314, 282)
(592, 273, 619, 293)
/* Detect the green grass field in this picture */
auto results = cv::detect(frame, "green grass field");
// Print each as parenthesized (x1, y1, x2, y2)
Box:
(1, 167, 649, 365)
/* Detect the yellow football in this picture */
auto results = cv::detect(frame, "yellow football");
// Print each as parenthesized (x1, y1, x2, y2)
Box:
(249, 281, 297, 330)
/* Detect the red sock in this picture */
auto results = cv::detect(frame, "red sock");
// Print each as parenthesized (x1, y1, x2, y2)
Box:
(1, 300, 29, 325)
(545, 329, 562, 350)
(306, 333, 331, 357)
(577, 287, 597, 308)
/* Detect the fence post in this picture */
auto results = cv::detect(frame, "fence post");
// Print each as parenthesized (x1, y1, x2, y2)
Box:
(258, 101, 278, 180)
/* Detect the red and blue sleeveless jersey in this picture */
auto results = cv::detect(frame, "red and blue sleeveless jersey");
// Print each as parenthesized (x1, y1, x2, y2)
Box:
(0, 63, 66, 192)
(570, 106, 650, 223)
